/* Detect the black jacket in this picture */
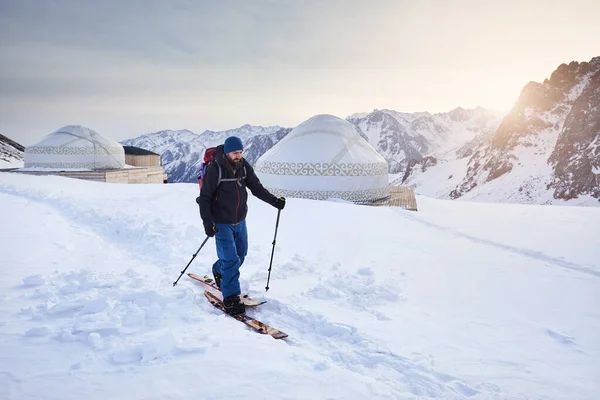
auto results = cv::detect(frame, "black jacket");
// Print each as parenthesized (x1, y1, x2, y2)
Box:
(199, 145, 278, 225)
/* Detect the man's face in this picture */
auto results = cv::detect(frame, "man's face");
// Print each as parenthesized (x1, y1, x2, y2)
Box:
(226, 150, 243, 167)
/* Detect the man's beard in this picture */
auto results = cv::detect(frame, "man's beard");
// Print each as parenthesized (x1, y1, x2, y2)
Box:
(227, 156, 243, 170)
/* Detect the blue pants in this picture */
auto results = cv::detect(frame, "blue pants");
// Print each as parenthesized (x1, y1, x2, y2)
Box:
(212, 220, 248, 299)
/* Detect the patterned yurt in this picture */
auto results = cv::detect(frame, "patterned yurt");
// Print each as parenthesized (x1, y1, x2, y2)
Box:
(24, 125, 125, 170)
(254, 114, 389, 203)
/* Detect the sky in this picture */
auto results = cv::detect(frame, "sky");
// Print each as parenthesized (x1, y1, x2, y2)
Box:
(1, 0, 599, 146)
(1, 171, 599, 399)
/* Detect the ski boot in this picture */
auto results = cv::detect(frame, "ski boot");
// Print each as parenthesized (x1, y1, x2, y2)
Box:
(223, 295, 245, 315)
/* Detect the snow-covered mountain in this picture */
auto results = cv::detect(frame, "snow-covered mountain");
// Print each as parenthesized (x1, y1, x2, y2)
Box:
(0, 134, 24, 168)
(121, 129, 207, 183)
(122, 110, 501, 184)
(347, 107, 504, 174)
(403, 56, 600, 206)
(121, 126, 291, 183)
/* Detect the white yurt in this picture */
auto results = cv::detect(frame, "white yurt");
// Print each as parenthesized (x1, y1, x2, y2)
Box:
(254, 114, 389, 203)
(24, 125, 126, 170)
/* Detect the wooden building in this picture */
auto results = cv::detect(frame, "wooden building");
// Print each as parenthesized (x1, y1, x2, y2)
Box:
(123, 146, 162, 167)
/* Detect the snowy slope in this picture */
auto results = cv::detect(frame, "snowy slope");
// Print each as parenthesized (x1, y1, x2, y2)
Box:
(404, 129, 599, 207)
(1, 173, 599, 399)
(0, 159, 22, 169)
(0, 134, 24, 168)
(395, 150, 471, 199)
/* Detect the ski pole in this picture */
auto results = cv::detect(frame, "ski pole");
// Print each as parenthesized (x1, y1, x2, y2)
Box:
(265, 208, 282, 291)
(173, 236, 210, 286)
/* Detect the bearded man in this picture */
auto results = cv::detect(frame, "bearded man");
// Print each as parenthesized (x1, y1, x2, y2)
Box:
(198, 136, 285, 315)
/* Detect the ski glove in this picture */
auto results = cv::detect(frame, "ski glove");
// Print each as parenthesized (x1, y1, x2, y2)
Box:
(204, 221, 218, 237)
(274, 197, 286, 210)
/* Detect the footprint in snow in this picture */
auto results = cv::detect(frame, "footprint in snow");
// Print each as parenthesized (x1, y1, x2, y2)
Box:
(546, 328, 576, 345)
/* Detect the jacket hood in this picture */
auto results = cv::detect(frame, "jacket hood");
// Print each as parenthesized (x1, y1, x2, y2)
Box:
(215, 144, 228, 167)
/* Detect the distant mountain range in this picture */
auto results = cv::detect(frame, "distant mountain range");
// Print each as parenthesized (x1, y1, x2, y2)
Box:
(347, 107, 504, 175)
(2, 56, 598, 206)
(121, 126, 291, 183)
(122, 108, 504, 185)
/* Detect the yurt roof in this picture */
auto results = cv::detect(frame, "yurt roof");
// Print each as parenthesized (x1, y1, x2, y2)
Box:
(254, 114, 389, 203)
(23, 125, 125, 170)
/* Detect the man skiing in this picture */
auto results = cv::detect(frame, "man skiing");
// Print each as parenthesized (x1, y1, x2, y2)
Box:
(198, 136, 285, 315)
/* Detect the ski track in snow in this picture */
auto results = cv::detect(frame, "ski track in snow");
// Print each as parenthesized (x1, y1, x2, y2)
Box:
(400, 211, 600, 278)
(243, 256, 498, 398)
(0, 183, 509, 399)
(0, 182, 189, 272)
(256, 301, 490, 398)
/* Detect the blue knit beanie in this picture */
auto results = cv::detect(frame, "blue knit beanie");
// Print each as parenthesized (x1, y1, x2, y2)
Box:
(224, 136, 244, 153)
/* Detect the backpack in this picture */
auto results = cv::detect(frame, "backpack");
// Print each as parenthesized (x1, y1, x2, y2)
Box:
(198, 147, 217, 190)
(197, 146, 247, 191)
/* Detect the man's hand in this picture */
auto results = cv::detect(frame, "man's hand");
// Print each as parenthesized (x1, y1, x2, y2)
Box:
(204, 221, 217, 237)
(274, 197, 286, 210)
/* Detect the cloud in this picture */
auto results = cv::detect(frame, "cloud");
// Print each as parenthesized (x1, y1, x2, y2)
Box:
(1, 0, 599, 145)
(0, 0, 413, 68)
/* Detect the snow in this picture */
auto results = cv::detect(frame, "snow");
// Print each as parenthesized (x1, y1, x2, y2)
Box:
(1, 172, 599, 400)
(405, 150, 471, 198)
(567, 72, 594, 101)
(0, 159, 23, 169)
(350, 108, 503, 168)
(458, 125, 562, 205)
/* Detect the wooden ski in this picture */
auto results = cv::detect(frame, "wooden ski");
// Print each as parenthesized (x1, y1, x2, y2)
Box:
(188, 273, 266, 306)
(203, 291, 288, 340)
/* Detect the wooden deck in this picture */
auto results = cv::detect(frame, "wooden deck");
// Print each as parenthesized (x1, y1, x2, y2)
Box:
(371, 186, 418, 211)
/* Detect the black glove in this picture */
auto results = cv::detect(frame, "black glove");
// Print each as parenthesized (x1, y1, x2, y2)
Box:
(204, 221, 217, 237)
(273, 197, 286, 210)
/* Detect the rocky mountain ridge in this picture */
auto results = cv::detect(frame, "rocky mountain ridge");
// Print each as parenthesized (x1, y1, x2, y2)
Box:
(403, 56, 600, 206)
(348, 107, 503, 174)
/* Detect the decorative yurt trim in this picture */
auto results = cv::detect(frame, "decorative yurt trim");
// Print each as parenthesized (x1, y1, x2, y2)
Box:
(24, 125, 125, 170)
(265, 187, 391, 203)
(254, 114, 389, 203)
(254, 161, 388, 177)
